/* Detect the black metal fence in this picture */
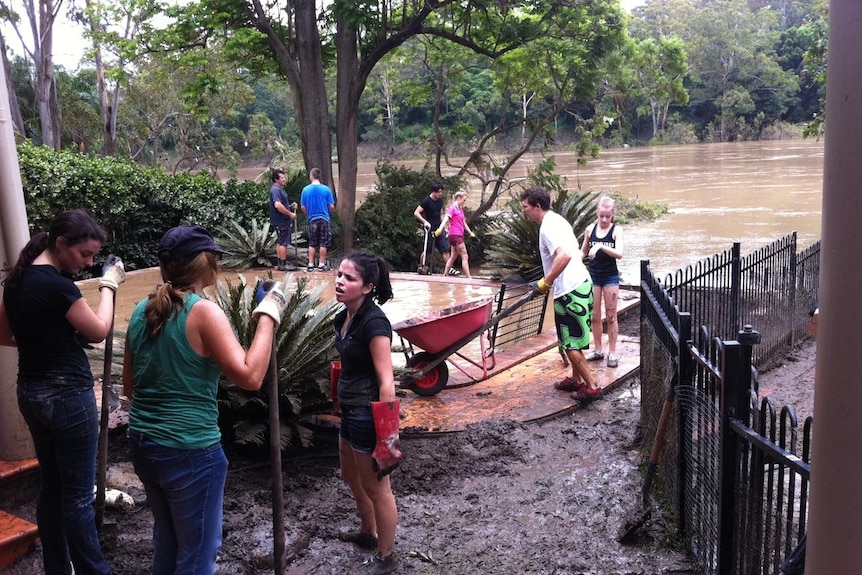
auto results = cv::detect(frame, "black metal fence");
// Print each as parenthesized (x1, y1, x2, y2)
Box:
(661, 233, 820, 370)
(638, 234, 817, 575)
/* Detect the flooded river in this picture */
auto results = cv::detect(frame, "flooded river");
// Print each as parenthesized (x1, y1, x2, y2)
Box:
(351, 140, 824, 283)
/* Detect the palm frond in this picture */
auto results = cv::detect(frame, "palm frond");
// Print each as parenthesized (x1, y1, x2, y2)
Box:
(215, 218, 277, 270)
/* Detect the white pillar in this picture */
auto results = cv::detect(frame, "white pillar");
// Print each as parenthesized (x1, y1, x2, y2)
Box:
(805, 2, 862, 573)
(0, 58, 33, 460)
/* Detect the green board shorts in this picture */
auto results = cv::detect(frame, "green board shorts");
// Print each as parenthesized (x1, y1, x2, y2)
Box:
(553, 280, 594, 351)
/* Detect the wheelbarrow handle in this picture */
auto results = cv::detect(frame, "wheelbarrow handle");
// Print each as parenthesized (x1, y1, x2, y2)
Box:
(481, 291, 537, 332)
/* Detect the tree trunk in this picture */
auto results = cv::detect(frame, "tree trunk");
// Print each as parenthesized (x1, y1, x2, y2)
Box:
(334, 15, 363, 254)
(291, 0, 333, 186)
(26, 0, 62, 149)
(87, 0, 116, 155)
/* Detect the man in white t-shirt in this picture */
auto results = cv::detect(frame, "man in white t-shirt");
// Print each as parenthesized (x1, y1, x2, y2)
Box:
(520, 186, 600, 401)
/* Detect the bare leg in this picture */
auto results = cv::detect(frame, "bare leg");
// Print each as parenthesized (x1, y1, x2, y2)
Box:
(355, 452, 398, 557)
(603, 285, 619, 354)
(591, 285, 604, 353)
(567, 348, 596, 391)
(457, 244, 471, 278)
(339, 439, 376, 536)
(308, 246, 317, 268)
(319, 246, 328, 267)
(442, 249, 458, 277)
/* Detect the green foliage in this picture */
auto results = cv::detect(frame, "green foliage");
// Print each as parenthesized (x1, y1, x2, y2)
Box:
(211, 274, 340, 450)
(215, 218, 277, 269)
(353, 163, 465, 271)
(16, 140, 268, 271)
(605, 192, 669, 225)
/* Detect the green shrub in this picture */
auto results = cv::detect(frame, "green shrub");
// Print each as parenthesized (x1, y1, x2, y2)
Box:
(16, 140, 270, 271)
(211, 274, 339, 450)
(216, 218, 277, 269)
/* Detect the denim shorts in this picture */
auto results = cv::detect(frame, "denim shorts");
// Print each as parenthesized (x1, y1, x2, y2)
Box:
(589, 269, 620, 287)
(339, 404, 376, 454)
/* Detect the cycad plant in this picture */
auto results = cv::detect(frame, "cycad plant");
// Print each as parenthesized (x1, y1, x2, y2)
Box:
(211, 273, 340, 450)
(215, 218, 277, 269)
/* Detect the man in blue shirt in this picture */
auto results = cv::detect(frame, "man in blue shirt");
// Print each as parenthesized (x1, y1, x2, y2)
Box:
(300, 167, 336, 271)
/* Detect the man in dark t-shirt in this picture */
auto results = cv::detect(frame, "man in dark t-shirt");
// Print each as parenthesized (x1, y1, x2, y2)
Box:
(413, 182, 451, 272)
(269, 169, 299, 270)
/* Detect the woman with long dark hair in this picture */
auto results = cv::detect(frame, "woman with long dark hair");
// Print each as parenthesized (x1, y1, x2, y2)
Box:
(0, 208, 125, 575)
(333, 250, 401, 574)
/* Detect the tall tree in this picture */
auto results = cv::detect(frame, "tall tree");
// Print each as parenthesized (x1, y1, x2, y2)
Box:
(1, 0, 63, 148)
(73, 0, 161, 155)
(150, 0, 625, 252)
(631, 36, 688, 138)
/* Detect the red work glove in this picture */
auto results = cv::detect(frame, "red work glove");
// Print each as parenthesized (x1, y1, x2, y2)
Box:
(330, 361, 341, 415)
(371, 399, 403, 480)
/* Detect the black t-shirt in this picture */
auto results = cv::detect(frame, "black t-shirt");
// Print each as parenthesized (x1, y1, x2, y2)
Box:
(420, 195, 445, 229)
(333, 297, 392, 407)
(4, 265, 93, 384)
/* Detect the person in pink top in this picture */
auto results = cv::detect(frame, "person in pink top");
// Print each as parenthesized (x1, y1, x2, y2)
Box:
(434, 191, 475, 278)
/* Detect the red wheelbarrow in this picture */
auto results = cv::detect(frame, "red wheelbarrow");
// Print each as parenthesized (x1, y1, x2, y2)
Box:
(392, 290, 536, 396)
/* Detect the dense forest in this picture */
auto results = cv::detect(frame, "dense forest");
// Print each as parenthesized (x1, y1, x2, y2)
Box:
(2, 0, 827, 249)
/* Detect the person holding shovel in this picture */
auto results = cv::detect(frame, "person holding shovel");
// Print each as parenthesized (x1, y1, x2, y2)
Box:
(0, 208, 124, 575)
(332, 250, 401, 574)
(520, 186, 601, 401)
(413, 182, 450, 273)
(123, 225, 287, 575)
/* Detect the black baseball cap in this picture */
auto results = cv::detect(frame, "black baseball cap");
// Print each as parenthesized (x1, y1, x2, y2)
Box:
(158, 225, 228, 261)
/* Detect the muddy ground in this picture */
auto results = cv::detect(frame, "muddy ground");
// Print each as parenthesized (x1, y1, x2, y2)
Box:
(5, 315, 816, 575)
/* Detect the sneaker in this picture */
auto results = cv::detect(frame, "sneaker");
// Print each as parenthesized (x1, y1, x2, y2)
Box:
(362, 553, 397, 574)
(607, 353, 619, 368)
(318, 264, 330, 271)
(553, 377, 585, 392)
(584, 350, 604, 362)
(338, 531, 378, 550)
(571, 386, 603, 402)
(307, 265, 316, 272)
(448, 268, 461, 276)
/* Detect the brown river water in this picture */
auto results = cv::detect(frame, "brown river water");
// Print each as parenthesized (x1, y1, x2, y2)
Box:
(346, 139, 825, 283)
(175, 139, 823, 323)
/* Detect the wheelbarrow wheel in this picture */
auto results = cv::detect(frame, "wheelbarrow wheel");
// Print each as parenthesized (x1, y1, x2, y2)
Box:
(406, 352, 449, 396)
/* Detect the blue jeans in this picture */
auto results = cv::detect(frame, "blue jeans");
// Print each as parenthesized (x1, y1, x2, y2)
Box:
(129, 431, 228, 575)
(16, 380, 111, 575)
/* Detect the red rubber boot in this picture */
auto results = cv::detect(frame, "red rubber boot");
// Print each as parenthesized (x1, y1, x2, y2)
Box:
(370, 399, 403, 479)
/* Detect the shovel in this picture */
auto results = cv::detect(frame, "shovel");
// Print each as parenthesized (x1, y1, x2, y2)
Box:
(617, 363, 678, 543)
(417, 226, 432, 275)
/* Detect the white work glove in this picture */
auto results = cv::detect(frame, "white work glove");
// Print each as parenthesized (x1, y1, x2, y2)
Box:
(99, 255, 126, 291)
(423, 222, 431, 230)
(252, 280, 288, 325)
(588, 244, 602, 260)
